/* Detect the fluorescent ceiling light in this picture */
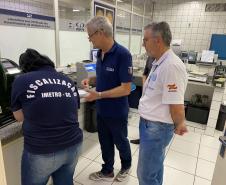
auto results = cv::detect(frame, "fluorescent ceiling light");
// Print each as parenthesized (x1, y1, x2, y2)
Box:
(117, 0, 123, 3)
(73, 9, 80, 12)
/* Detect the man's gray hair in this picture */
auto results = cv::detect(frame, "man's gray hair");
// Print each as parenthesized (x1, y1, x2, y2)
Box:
(144, 22, 172, 47)
(86, 16, 113, 37)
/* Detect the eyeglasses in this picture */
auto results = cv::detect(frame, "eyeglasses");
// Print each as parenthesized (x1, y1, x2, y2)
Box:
(88, 30, 98, 40)
(143, 38, 152, 45)
(143, 36, 156, 44)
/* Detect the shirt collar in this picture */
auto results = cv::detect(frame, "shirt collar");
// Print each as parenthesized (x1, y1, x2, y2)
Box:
(97, 41, 118, 58)
(152, 48, 171, 67)
(106, 41, 118, 54)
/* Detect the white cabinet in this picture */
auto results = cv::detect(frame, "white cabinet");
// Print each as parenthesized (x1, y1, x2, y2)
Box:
(2, 137, 23, 185)
(212, 132, 226, 185)
(212, 153, 226, 185)
(1, 137, 52, 185)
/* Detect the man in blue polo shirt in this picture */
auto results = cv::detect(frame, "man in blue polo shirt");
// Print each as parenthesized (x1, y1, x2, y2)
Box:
(82, 16, 132, 182)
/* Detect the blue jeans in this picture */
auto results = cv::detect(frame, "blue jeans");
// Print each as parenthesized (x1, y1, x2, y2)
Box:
(137, 118, 174, 185)
(97, 115, 132, 174)
(21, 142, 82, 185)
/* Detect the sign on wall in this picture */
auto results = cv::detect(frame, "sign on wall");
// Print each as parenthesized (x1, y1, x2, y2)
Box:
(60, 19, 86, 32)
(0, 8, 55, 29)
(94, 1, 115, 34)
(205, 3, 226, 12)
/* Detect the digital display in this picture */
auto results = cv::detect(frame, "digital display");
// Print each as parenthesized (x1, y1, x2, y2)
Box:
(90, 49, 99, 62)
(85, 63, 96, 72)
(210, 34, 226, 60)
(2, 62, 14, 68)
(181, 52, 188, 58)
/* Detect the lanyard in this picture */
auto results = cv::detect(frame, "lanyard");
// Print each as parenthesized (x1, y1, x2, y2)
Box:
(143, 52, 169, 94)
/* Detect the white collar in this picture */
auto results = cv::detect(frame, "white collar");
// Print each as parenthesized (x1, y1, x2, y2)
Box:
(152, 49, 171, 67)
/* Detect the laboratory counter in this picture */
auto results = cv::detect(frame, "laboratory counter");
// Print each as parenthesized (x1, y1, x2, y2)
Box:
(0, 94, 85, 185)
(0, 121, 22, 146)
(0, 121, 23, 185)
(0, 70, 225, 185)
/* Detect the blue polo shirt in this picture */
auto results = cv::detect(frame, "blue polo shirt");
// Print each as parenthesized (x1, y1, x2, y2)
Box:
(11, 66, 83, 154)
(96, 42, 133, 118)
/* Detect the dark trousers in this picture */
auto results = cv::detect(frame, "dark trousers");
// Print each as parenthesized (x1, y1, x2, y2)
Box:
(97, 114, 132, 174)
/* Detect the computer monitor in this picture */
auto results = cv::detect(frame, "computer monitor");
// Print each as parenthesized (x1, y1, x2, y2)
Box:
(188, 51, 197, 64)
(201, 50, 215, 64)
(2, 61, 14, 68)
(209, 34, 226, 60)
(181, 51, 188, 58)
(180, 51, 188, 63)
(90, 49, 99, 62)
(84, 63, 96, 72)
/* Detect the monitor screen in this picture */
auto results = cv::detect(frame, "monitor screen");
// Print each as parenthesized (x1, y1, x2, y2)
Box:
(209, 34, 226, 60)
(201, 50, 215, 63)
(188, 51, 197, 64)
(90, 49, 99, 62)
(181, 52, 188, 58)
(2, 61, 14, 68)
(84, 63, 96, 72)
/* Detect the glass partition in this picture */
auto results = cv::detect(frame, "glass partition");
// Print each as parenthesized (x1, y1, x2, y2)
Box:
(144, 0, 154, 17)
(133, 0, 144, 15)
(131, 14, 142, 55)
(100, 0, 116, 5)
(58, 0, 91, 67)
(141, 17, 152, 54)
(117, 0, 132, 11)
(115, 9, 131, 49)
(0, 0, 153, 66)
(0, 0, 55, 64)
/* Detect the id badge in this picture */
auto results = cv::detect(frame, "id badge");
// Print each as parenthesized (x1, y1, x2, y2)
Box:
(147, 73, 157, 90)
(150, 73, 157, 81)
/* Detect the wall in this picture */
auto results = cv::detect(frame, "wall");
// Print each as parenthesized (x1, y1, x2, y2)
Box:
(131, 34, 142, 54)
(153, 0, 226, 52)
(3, 0, 226, 64)
(0, 25, 56, 64)
(115, 33, 130, 49)
(58, 0, 91, 66)
(0, 0, 92, 66)
(0, 0, 53, 16)
(0, 0, 56, 64)
(59, 31, 90, 66)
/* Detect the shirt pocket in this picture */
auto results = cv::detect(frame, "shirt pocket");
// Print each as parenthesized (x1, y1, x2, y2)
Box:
(147, 73, 157, 90)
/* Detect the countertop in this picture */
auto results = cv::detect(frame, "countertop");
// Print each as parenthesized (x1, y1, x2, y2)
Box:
(133, 71, 218, 88)
(0, 121, 22, 145)
(0, 72, 220, 146)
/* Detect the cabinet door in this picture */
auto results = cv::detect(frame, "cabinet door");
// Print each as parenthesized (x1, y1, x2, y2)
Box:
(212, 154, 226, 185)
(2, 137, 55, 185)
(3, 137, 23, 185)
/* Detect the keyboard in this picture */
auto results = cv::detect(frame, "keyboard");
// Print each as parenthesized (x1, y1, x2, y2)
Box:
(189, 71, 207, 76)
(188, 75, 207, 83)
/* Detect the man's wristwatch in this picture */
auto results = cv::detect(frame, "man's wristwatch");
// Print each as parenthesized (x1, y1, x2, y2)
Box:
(98, 92, 102, 99)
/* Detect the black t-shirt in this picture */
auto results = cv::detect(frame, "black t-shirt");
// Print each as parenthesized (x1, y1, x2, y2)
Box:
(143, 56, 155, 77)
(11, 66, 83, 154)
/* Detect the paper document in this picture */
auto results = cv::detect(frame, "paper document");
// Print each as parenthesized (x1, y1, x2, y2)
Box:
(201, 50, 215, 63)
(189, 71, 207, 76)
(7, 68, 21, 74)
(171, 39, 182, 46)
(78, 89, 88, 97)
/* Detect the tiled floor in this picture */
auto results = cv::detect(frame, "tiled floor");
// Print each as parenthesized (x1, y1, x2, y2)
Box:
(73, 110, 223, 185)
